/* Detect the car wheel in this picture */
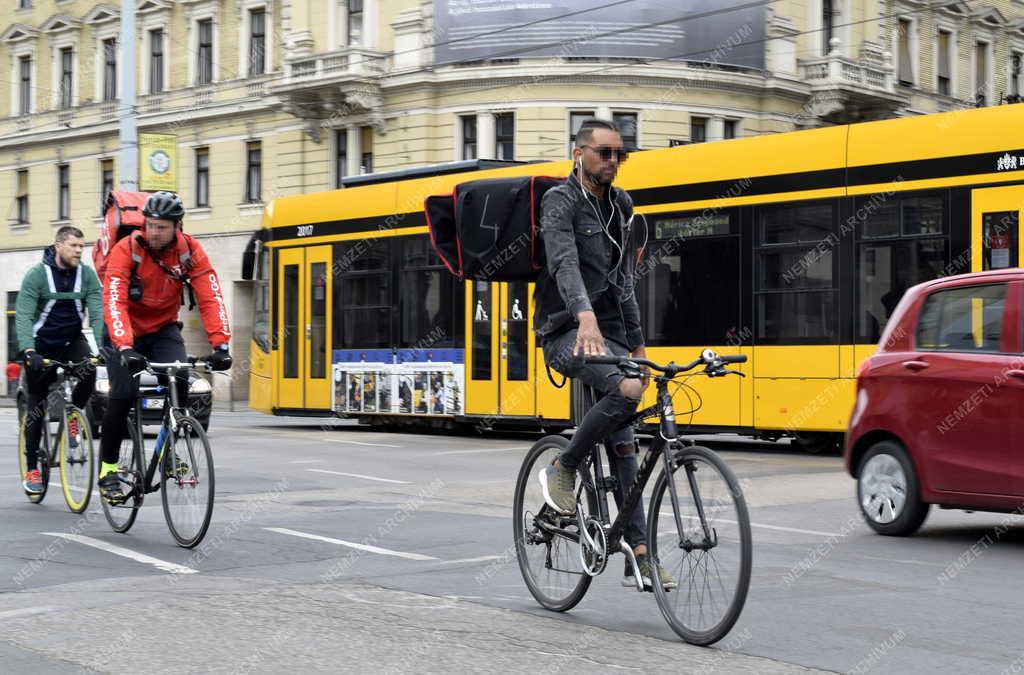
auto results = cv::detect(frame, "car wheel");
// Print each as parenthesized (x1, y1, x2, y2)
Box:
(857, 440, 929, 536)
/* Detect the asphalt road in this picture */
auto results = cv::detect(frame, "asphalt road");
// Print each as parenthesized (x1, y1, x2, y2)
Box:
(1, 408, 1021, 674)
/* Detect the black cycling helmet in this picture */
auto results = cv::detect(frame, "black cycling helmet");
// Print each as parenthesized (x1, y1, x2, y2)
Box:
(142, 191, 185, 221)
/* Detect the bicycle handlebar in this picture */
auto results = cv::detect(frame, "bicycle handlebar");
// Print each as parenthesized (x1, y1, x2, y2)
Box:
(40, 357, 99, 369)
(583, 349, 747, 378)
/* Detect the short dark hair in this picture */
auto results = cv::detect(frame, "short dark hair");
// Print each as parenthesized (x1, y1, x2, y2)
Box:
(55, 225, 84, 243)
(575, 118, 620, 147)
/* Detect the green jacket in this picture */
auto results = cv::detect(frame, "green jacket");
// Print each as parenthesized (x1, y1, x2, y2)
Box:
(16, 246, 104, 353)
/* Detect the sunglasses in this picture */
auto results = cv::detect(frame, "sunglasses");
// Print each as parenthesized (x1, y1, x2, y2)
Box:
(580, 145, 629, 163)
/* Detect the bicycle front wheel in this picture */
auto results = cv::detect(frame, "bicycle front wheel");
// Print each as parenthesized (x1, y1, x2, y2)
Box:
(161, 415, 214, 548)
(102, 418, 143, 533)
(648, 444, 752, 646)
(59, 406, 94, 513)
(17, 408, 48, 504)
(513, 435, 593, 612)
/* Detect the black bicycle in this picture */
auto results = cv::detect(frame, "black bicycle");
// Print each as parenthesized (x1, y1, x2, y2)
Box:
(17, 357, 97, 513)
(514, 349, 752, 645)
(101, 357, 219, 548)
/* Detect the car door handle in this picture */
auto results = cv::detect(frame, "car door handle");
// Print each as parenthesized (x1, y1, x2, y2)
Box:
(1008, 370, 1024, 380)
(902, 360, 930, 372)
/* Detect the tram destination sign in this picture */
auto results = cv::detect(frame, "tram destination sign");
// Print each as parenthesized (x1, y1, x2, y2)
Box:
(654, 213, 731, 240)
(433, 0, 767, 68)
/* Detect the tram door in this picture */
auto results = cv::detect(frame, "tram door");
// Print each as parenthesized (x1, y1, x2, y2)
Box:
(276, 246, 333, 410)
(972, 185, 1023, 272)
(465, 281, 536, 418)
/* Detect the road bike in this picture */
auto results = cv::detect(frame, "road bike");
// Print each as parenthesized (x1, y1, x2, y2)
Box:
(101, 357, 219, 548)
(17, 357, 97, 513)
(513, 349, 752, 645)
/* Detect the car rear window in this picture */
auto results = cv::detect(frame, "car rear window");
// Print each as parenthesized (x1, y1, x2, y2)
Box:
(916, 283, 1007, 353)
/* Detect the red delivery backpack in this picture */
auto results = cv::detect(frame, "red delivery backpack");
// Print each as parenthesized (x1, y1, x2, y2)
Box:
(94, 191, 149, 282)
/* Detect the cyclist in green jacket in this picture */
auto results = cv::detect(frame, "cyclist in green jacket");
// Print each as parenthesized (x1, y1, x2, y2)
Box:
(16, 226, 103, 495)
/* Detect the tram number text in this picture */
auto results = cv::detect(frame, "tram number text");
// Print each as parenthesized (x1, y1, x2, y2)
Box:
(296, 225, 315, 237)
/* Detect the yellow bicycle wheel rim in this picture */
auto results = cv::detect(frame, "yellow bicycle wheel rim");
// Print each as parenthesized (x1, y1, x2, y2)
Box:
(59, 409, 93, 513)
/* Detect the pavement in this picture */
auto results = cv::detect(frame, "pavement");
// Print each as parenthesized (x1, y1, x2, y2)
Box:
(1, 408, 1021, 674)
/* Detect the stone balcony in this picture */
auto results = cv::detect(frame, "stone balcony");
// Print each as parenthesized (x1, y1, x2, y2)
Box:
(797, 41, 909, 123)
(271, 47, 388, 127)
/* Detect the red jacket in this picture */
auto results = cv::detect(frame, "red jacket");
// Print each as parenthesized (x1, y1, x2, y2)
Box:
(103, 231, 230, 350)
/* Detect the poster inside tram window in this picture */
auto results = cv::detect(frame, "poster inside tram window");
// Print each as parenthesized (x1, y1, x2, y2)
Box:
(398, 374, 413, 413)
(348, 373, 362, 412)
(414, 373, 428, 413)
(363, 372, 377, 413)
(334, 370, 347, 412)
(379, 375, 392, 413)
(430, 372, 445, 414)
(444, 373, 459, 415)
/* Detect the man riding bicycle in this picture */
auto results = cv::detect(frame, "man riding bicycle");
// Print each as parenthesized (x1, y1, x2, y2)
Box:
(535, 119, 675, 590)
(15, 226, 103, 494)
(98, 191, 232, 503)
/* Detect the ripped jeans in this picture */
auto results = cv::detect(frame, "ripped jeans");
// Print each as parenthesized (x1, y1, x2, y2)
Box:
(543, 330, 646, 548)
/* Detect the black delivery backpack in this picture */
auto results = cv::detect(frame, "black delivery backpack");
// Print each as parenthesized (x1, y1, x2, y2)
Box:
(425, 176, 564, 281)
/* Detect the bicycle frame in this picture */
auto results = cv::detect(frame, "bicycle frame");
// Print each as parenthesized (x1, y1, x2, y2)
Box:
(129, 365, 194, 498)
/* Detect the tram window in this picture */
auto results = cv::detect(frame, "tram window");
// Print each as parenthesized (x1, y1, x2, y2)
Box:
(859, 200, 899, 238)
(283, 264, 299, 378)
(761, 202, 833, 245)
(857, 240, 946, 342)
(400, 237, 459, 348)
(333, 239, 393, 349)
(755, 200, 837, 344)
(639, 235, 740, 347)
(253, 246, 270, 353)
(901, 197, 944, 236)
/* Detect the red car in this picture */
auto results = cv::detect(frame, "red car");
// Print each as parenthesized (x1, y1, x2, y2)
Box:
(845, 269, 1024, 536)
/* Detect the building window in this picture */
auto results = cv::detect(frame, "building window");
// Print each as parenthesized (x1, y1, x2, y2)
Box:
(568, 111, 594, 157)
(335, 129, 347, 188)
(691, 116, 707, 143)
(245, 141, 262, 203)
(57, 165, 70, 221)
(937, 30, 952, 96)
(975, 40, 989, 106)
(1010, 51, 1022, 100)
(897, 18, 914, 86)
(19, 56, 32, 115)
(249, 9, 266, 76)
(349, 0, 363, 46)
(18, 0, 31, 9)
(461, 115, 477, 160)
(102, 38, 117, 101)
(195, 147, 210, 207)
(16, 170, 29, 225)
(822, 0, 834, 55)
(197, 19, 214, 85)
(100, 159, 114, 213)
(723, 119, 738, 140)
(59, 48, 73, 109)
(614, 112, 638, 151)
(495, 112, 514, 160)
(150, 29, 164, 93)
(360, 126, 373, 173)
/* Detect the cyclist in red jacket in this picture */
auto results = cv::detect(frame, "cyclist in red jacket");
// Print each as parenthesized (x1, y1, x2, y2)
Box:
(98, 191, 232, 503)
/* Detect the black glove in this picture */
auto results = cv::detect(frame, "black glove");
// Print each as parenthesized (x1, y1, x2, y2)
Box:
(23, 350, 44, 372)
(120, 348, 148, 375)
(206, 346, 232, 372)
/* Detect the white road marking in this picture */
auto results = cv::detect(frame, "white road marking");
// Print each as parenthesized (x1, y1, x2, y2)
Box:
(0, 606, 60, 620)
(289, 459, 325, 464)
(264, 527, 438, 561)
(305, 469, 411, 485)
(432, 447, 529, 456)
(441, 555, 506, 564)
(658, 511, 840, 538)
(41, 533, 199, 574)
(270, 432, 399, 448)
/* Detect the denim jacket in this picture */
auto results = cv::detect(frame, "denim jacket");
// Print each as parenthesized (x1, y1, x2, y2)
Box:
(534, 172, 644, 351)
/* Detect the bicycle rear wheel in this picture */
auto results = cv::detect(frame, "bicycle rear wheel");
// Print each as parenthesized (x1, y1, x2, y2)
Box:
(17, 408, 48, 504)
(648, 444, 752, 646)
(102, 418, 143, 533)
(513, 435, 594, 612)
(59, 406, 94, 513)
(161, 415, 214, 548)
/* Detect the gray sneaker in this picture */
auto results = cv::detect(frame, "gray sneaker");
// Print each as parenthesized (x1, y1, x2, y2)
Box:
(538, 462, 576, 514)
(623, 554, 678, 591)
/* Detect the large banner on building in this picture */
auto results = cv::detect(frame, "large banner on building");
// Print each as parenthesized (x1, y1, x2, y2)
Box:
(433, 0, 766, 68)
(139, 133, 177, 192)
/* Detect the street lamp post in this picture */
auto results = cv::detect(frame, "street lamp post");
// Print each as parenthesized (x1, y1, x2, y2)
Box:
(119, 0, 138, 191)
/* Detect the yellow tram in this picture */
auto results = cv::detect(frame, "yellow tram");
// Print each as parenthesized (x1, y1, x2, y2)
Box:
(247, 104, 1024, 450)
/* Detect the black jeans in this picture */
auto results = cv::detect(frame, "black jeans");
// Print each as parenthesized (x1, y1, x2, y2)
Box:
(100, 323, 188, 466)
(24, 335, 96, 468)
(543, 329, 646, 549)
